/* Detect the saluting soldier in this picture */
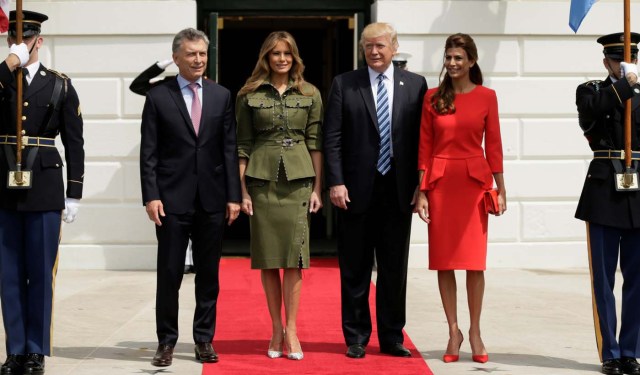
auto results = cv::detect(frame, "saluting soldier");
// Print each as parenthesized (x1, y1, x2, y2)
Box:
(575, 32, 640, 375)
(0, 10, 84, 375)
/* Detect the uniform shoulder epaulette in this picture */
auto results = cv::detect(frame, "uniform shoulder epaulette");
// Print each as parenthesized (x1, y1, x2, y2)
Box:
(584, 80, 603, 87)
(46, 68, 68, 80)
(582, 80, 602, 92)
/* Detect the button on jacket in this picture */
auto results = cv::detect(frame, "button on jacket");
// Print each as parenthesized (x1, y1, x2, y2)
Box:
(0, 61, 84, 211)
(236, 81, 322, 181)
(575, 76, 640, 228)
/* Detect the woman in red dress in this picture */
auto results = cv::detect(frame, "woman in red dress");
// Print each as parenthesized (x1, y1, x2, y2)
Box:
(415, 33, 506, 364)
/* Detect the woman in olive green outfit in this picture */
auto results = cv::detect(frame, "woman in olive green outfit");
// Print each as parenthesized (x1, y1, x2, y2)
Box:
(236, 31, 322, 361)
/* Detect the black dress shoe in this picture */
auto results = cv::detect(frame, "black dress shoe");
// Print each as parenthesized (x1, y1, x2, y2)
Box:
(380, 343, 411, 357)
(22, 354, 44, 375)
(602, 359, 623, 375)
(151, 344, 173, 367)
(346, 344, 366, 359)
(621, 357, 640, 375)
(1, 355, 25, 375)
(195, 342, 218, 363)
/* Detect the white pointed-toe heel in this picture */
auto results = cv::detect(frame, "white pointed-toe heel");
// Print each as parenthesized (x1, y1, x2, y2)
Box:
(267, 332, 284, 359)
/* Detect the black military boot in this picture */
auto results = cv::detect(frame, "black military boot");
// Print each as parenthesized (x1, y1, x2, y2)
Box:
(620, 357, 640, 375)
(602, 359, 623, 375)
(22, 354, 44, 375)
(1, 355, 25, 375)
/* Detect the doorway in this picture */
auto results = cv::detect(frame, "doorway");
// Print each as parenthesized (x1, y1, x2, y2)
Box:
(217, 16, 355, 103)
(197, 1, 373, 255)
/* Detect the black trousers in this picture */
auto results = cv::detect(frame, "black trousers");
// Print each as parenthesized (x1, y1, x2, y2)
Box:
(337, 168, 412, 347)
(155, 203, 225, 346)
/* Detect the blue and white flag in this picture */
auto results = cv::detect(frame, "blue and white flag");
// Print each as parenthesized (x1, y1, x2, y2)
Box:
(569, 0, 599, 33)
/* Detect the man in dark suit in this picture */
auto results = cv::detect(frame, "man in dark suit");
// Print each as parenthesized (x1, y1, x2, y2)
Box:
(575, 32, 640, 375)
(140, 28, 241, 367)
(129, 59, 197, 275)
(0, 10, 84, 375)
(324, 22, 427, 359)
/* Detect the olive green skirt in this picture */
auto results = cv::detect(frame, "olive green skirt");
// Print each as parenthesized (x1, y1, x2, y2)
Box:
(247, 173, 313, 269)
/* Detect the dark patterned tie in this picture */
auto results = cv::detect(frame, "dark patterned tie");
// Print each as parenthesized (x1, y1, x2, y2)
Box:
(188, 82, 201, 135)
(376, 73, 391, 175)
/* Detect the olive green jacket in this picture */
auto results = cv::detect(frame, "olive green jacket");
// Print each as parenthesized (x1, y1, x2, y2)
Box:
(236, 81, 323, 181)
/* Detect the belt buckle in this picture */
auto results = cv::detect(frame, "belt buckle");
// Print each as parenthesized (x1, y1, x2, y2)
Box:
(282, 138, 294, 147)
(20, 135, 30, 148)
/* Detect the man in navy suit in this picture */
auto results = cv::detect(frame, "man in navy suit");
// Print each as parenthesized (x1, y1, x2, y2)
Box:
(324, 22, 427, 359)
(140, 28, 241, 367)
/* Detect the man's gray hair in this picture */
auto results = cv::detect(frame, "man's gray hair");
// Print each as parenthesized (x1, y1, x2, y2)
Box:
(172, 28, 210, 53)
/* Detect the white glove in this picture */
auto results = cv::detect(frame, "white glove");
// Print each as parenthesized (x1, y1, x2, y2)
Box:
(62, 198, 80, 224)
(621, 62, 638, 80)
(156, 59, 173, 70)
(9, 43, 29, 67)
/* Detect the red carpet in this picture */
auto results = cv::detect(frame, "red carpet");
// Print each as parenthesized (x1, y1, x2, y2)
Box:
(203, 257, 432, 374)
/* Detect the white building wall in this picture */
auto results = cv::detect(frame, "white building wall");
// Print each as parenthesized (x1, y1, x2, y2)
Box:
(1, 0, 637, 269)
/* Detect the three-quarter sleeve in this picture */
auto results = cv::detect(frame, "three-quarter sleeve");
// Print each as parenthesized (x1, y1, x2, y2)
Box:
(235, 94, 254, 159)
(484, 90, 503, 173)
(418, 94, 434, 190)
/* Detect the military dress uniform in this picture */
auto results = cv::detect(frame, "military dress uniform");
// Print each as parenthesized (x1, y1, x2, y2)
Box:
(575, 32, 640, 375)
(235, 81, 322, 269)
(0, 10, 84, 374)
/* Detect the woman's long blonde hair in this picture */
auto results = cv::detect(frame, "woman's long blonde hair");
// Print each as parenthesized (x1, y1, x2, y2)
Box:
(238, 31, 310, 96)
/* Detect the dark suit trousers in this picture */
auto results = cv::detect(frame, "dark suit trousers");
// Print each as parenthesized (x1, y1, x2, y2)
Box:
(337, 167, 412, 347)
(155, 198, 225, 346)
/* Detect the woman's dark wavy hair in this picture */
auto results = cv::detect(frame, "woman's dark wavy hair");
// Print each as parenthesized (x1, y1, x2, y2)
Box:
(431, 33, 483, 115)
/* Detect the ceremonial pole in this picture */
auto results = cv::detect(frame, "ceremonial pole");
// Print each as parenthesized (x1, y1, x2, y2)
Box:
(14, 0, 24, 184)
(623, 0, 633, 185)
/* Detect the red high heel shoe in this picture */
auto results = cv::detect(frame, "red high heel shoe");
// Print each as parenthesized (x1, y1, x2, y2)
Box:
(472, 354, 489, 363)
(470, 331, 488, 363)
(442, 331, 463, 363)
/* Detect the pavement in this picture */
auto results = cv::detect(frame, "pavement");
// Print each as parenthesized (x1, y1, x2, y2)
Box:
(0, 262, 613, 374)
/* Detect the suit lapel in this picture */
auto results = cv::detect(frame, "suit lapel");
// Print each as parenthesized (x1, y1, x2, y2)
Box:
(199, 81, 212, 138)
(357, 69, 378, 132)
(633, 93, 640, 111)
(23, 65, 51, 100)
(167, 78, 197, 137)
(392, 68, 406, 135)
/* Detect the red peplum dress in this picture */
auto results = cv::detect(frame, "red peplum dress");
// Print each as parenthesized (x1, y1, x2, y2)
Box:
(418, 85, 503, 270)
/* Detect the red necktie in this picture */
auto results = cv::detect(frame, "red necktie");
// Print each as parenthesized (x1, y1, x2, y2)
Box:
(189, 82, 201, 135)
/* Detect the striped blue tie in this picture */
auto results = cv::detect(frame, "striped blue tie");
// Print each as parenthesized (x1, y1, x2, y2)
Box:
(376, 73, 391, 175)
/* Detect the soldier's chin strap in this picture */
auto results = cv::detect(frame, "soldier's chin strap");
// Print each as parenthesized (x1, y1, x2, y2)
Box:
(25, 34, 39, 56)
